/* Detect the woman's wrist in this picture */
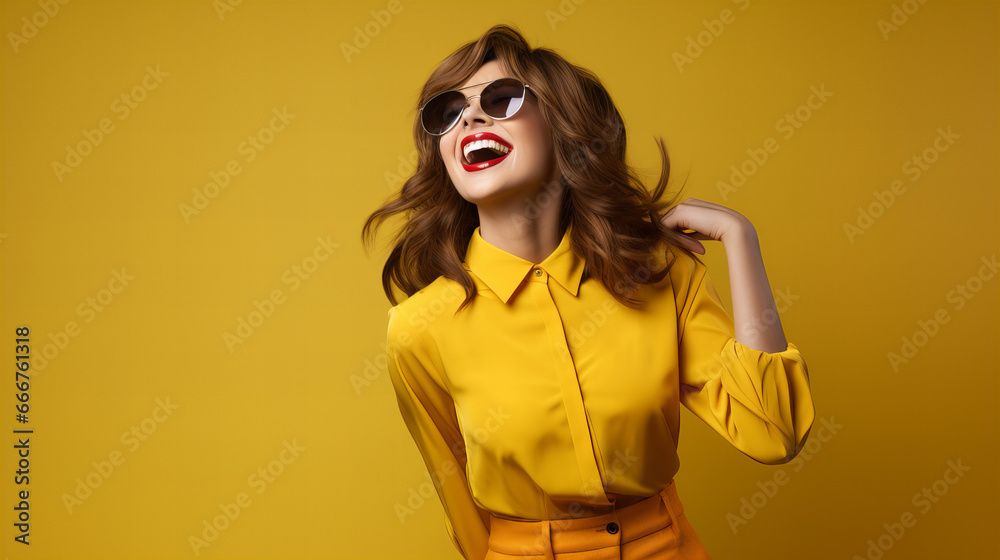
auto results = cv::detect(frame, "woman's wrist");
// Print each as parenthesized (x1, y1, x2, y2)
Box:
(720, 216, 760, 256)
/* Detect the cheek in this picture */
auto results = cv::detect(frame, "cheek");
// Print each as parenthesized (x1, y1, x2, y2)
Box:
(438, 140, 450, 164)
(437, 137, 463, 185)
(440, 131, 462, 159)
(521, 130, 555, 172)
(524, 118, 555, 166)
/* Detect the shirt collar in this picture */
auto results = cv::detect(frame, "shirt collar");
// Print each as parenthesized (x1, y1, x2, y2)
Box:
(463, 223, 585, 304)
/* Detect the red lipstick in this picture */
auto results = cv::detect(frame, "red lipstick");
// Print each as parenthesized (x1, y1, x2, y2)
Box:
(460, 132, 513, 172)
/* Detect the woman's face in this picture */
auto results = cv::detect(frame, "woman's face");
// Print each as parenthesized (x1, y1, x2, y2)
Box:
(437, 60, 559, 208)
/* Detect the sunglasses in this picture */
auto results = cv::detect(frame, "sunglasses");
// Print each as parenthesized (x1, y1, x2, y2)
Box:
(419, 78, 532, 136)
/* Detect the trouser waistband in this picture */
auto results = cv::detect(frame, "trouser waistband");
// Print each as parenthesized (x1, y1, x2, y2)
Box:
(487, 481, 686, 556)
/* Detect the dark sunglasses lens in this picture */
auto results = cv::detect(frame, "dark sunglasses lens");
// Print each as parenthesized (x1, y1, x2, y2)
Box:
(423, 91, 466, 134)
(481, 79, 526, 119)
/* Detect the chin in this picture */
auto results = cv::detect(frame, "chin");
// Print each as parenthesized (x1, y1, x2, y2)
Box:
(446, 153, 555, 209)
(454, 179, 519, 206)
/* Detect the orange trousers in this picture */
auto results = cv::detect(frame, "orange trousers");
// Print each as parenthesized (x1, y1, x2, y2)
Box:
(484, 482, 712, 560)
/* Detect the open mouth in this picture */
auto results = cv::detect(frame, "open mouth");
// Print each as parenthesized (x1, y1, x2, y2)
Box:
(461, 132, 513, 172)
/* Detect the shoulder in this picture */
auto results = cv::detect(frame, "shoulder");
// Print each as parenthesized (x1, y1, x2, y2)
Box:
(384, 276, 468, 389)
(386, 275, 466, 345)
(648, 240, 711, 311)
(654, 239, 708, 285)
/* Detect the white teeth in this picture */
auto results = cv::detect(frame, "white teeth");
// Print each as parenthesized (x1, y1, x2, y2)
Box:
(463, 139, 510, 160)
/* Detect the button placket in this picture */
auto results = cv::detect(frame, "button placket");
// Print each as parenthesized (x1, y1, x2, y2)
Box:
(528, 273, 611, 509)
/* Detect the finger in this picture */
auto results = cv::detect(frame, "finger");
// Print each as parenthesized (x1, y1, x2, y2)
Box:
(661, 209, 704, 233)
(681, 236, 706, 255)
(662, 200, 746, 239)
(671, 226, 712, 241)
(661, 211, 722, 245)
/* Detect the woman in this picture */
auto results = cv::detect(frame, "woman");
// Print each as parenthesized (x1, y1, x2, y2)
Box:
(361, 24, 814, 560)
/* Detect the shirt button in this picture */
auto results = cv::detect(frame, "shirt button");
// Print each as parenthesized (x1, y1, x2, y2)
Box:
(534, 268, 542, 277)
(606, 522, 619, 534)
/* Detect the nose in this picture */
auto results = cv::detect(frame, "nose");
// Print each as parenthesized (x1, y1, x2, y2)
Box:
(460, 93, 493, 129)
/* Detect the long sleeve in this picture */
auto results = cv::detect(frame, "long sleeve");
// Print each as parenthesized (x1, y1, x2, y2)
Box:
(675, 259, 815, 464)
(385, 305, 491, 560)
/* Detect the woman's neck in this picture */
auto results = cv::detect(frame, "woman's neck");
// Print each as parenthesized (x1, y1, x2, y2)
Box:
(475, 186, 566, 264)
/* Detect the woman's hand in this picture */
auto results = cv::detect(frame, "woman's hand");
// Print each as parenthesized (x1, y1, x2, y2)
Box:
(659, 198, 755, 254)
(661, 198, 788, 353)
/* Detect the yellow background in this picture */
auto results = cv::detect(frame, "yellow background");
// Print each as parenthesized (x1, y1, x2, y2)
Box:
(1, 0, 997, 558)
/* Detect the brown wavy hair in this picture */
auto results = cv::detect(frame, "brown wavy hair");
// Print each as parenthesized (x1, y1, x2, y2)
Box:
(361, 24, 693, 311)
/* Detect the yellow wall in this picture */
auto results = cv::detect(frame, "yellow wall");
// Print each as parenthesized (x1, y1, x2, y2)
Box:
(1, 0, 996, 558)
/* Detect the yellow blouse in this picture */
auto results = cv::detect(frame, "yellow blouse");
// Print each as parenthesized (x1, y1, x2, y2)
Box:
(385, 223, 815, 559)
